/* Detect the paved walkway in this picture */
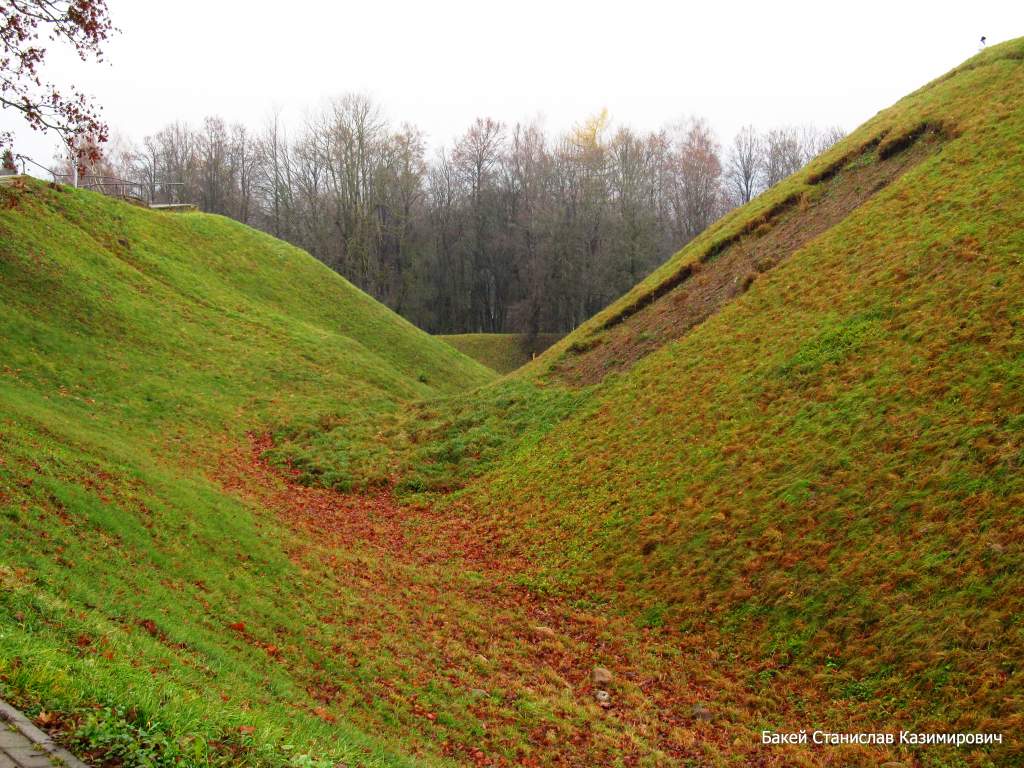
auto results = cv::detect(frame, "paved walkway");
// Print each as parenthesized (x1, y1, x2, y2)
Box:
(0, 701, 88, 768)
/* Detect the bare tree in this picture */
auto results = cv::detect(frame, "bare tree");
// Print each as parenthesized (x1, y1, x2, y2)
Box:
(799, 124, 846, 164)
(670, 117, 724, 241)
(1, 0, 116, 170)
(133, 135, 161, 202)
(257, 109, 295, 238)
(762, 126, 804, 188)
(151, 122, 196, 204)
(452, 117, 508, 331)
(725, 125, 762, 205)
(228, 123, 259, 223)
(502, 121, 549, 335)
(376, 122, 428, 312)
(426, 146, 467, 330)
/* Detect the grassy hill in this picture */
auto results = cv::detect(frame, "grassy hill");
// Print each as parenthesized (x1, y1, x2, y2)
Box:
(2, 38, 1023, 768)
(274, 38, 1024, 766)
(436, 334, 562, 375)
(0, 180, 494, 767)
(469, 38, 1024, 764)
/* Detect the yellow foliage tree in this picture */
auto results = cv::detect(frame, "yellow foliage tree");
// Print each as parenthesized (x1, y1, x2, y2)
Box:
(571, 108, 610, 152)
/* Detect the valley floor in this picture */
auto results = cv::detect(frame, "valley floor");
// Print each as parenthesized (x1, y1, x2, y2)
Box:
(204, 433, 916, 768)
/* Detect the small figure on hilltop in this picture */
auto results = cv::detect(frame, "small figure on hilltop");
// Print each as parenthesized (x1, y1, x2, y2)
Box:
(979, 36, 987, 51)
(1, 149, 17, 176)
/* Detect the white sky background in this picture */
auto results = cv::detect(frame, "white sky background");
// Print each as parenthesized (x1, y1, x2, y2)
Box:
(2, 0, 1019, 169)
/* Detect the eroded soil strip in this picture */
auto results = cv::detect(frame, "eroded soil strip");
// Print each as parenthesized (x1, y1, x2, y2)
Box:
(555, 132, 942, 385)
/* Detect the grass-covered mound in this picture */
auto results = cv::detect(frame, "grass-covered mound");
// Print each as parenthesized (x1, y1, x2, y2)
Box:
(436, 334, 562, 374)
(263, 39, 1024, 766)
(266, 377, 587, 495)
(0, 180, 494, 767)
(469, 38, 1024, 764)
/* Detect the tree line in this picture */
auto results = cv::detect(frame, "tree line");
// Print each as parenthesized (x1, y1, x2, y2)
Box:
(82, 97, 843, 334)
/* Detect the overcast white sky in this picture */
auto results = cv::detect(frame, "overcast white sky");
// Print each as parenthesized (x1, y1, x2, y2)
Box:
(2, 0, 1019, 168)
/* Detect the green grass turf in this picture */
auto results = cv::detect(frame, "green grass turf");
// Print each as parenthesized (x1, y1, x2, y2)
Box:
(280, 38, 1024, 766)
(436, 335, 562, 375)
(0, 180, 493, 767)
(466, 37, 1024, 763)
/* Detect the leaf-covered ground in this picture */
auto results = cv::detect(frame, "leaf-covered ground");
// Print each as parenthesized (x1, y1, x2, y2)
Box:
(213, 434, 896, 767)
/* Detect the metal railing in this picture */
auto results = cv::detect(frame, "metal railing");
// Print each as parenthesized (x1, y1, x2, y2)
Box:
(13, 154, 52, 178)
(51, 173, 149, 202)
(14, 155, 186, 206)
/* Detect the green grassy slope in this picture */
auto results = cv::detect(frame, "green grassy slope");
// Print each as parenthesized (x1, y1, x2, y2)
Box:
(0, 181, 494, 767)
(436, 334, 562, 374)
(261, 39, 1024, 765)
(464, 39, 1024, 763)
(0, 180, 493, 418)
(4, 38, 1024, 768)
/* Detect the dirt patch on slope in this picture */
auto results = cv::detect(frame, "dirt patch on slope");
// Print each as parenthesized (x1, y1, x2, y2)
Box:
(553, 128, 944, 386)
